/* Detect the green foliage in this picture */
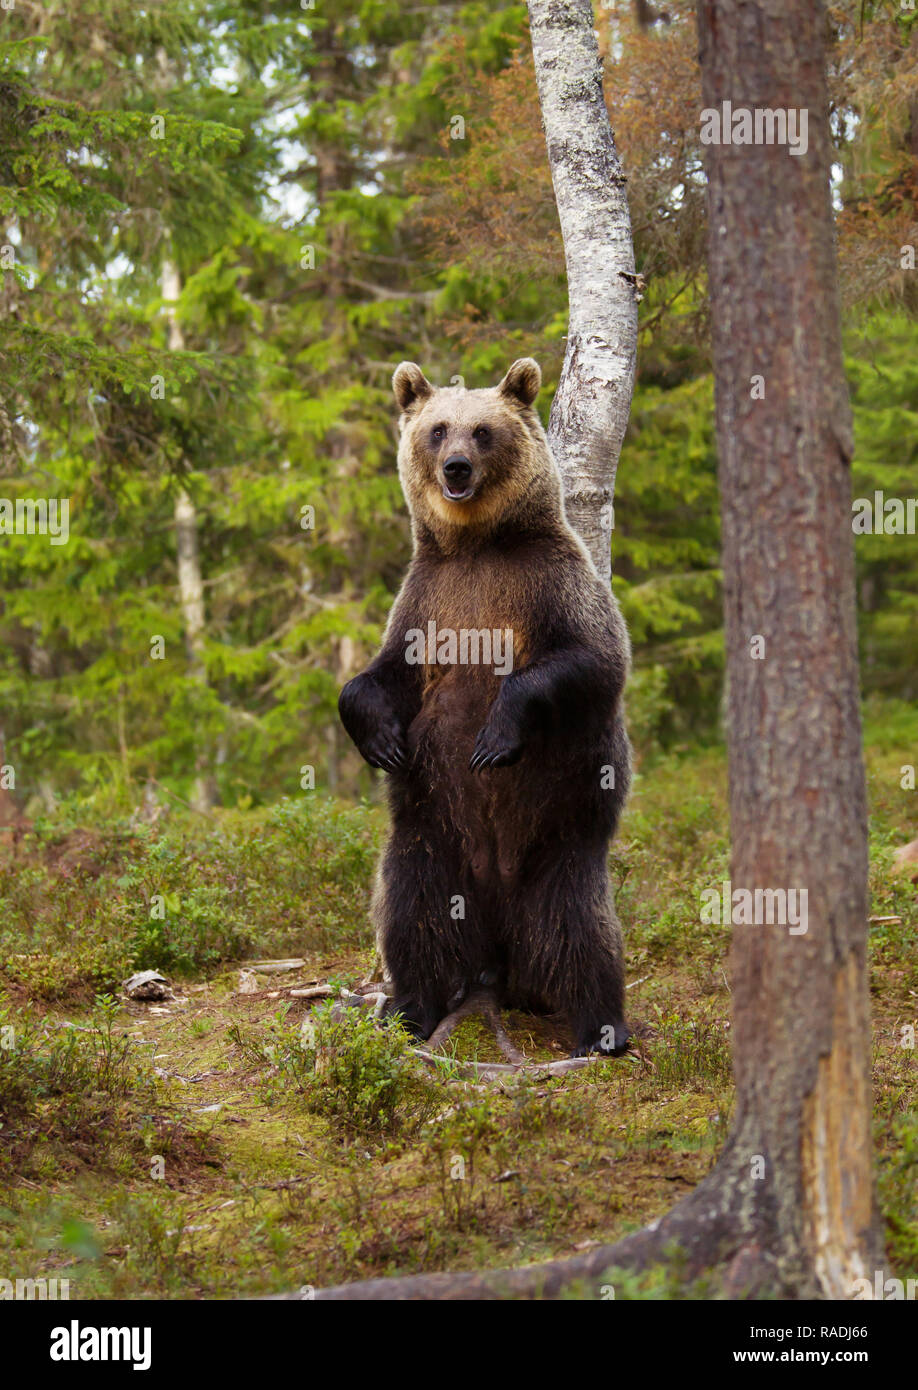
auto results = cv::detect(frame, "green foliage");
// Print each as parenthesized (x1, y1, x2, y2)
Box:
(229, 1000, 443, 1139)
(877, 1110, 918, 1272)
(1, 0, 914, 799)
(587, 1258, 724, 1301)
(0, 719, 914, 1295)
(130, 882, 252, 976)
(227, 995, 442, 1142)
(0, 0, 538, 804)
(847, 311, 918, 696)
(0, 797, 381, 1000)
(643, 1010, 732, 1089)
(1, 938, 131, 1003)
(298, 1003, 438, 1139)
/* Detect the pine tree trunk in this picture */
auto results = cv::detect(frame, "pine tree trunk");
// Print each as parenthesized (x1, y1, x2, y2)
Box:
(691, 0, 878, 1294)
(527, 0, 639, 582)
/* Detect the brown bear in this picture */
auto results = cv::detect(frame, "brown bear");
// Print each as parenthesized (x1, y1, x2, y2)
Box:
(338, 358, 632, 1056)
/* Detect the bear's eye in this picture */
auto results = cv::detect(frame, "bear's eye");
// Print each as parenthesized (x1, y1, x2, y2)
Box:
(473, 425, 491, 444)
(431, 424, 447, 443)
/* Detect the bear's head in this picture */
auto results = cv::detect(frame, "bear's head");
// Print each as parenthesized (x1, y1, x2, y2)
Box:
(391, 359, 563, 543)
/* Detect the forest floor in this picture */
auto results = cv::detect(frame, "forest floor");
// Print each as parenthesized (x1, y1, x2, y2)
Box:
(1, 696, 916, 1299)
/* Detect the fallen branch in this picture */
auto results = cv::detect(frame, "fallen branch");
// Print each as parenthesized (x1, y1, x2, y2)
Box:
(313, 981, 617, 1081)
(426, 988, 525, 1064)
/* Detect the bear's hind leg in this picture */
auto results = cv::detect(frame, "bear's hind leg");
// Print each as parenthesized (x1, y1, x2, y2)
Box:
(507, 853, 629, 1058)
(373, 835, 486, 1042)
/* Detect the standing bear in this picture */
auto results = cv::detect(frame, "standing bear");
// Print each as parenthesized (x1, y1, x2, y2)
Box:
(338, 358, 632, 1056)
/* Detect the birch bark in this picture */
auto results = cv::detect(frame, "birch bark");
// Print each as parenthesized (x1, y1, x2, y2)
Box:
(527, 0, 639, 582)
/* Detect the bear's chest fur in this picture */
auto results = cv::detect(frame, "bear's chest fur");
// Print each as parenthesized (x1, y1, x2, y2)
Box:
(403, 552, 536, 744)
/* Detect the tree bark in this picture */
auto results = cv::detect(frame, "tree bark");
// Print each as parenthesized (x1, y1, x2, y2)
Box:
(692, 0, 878, 1296)
(527, 0, 639, 582)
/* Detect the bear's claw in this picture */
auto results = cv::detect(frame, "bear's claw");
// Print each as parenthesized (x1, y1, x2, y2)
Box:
(469, 726, 523, 771)
(364, 733, 408, 773)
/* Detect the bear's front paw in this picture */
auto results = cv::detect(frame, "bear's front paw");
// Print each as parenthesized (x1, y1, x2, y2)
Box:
(361, 719, 409, 774)
(339, 674, 409, 774)
(469, 720, 523, 772)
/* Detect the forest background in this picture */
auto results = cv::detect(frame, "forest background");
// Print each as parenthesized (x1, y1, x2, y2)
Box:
(1, 0, 915, 817)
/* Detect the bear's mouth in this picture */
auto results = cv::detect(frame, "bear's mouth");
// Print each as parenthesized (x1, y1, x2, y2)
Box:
(442, 481, 476, 502)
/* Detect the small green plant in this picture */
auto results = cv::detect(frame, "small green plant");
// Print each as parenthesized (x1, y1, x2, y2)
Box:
(876, 1110, 918, 1271)
(648, 1010, 733, 1089)
(106, 1191, 189, 1297)
(228, 1000, 442, 1137)
(300, 1003, 440, 1138)
(90, 993, 138, 1094)
(425, 1097, 499, 1230)
(131, 883, 254, 975)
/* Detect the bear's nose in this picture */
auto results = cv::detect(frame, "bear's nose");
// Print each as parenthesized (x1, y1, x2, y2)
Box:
(442, 455, 472, 483)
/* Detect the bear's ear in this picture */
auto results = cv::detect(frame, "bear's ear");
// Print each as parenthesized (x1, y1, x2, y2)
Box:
(498, 358, 541, 408)
(393, 362, 434, 413)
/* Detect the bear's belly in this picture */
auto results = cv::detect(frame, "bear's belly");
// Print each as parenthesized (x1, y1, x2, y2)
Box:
(392, 641, 624, 903)
(404, 667, 523, 883)
(402, 664, 595, 884)
(408, 664, 496, 774)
